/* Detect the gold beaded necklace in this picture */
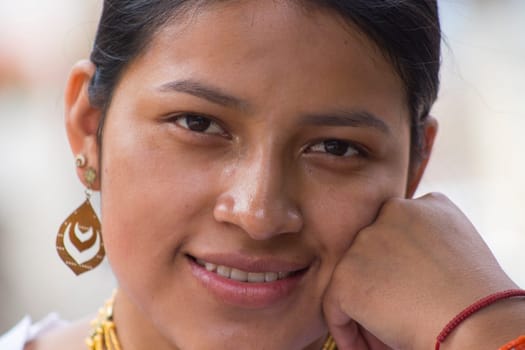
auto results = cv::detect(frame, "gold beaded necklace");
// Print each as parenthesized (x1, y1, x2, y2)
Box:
(86, 293, 337, 350)
(86, 293, 121, 350)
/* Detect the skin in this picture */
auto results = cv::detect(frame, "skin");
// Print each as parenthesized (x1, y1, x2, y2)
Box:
(26, 1, 525, 349)
(323, 193, 525, 350)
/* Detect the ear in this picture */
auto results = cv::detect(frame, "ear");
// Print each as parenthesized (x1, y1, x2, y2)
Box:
(406, 116, 438, 198)
(64, 60, 103, 190)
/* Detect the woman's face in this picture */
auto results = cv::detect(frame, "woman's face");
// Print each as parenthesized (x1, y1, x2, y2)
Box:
(99, 1, 413, 349)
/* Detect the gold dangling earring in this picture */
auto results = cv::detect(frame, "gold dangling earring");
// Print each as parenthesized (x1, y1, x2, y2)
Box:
(56, 154, 105, 275)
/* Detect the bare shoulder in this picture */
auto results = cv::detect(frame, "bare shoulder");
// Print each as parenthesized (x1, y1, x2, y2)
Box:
(24, 317, 92, 350)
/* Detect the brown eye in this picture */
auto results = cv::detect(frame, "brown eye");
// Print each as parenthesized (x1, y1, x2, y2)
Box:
(174, 114, 225, 135)
(324, 140, 350, 156)
(308, 139, 359, 157)
(186, 115, 211, 132)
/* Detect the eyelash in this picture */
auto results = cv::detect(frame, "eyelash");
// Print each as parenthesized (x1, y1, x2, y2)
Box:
(170, 114, 367, 158)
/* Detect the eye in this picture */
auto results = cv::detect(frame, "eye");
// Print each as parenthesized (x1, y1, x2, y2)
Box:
(174, 114, 226, 135)
(307, 139, 360, 157)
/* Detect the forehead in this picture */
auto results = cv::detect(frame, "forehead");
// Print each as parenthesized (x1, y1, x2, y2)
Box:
(120, 0, 407, 124)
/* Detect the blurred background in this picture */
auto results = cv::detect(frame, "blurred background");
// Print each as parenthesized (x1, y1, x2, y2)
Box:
(0, 0, 524, 332)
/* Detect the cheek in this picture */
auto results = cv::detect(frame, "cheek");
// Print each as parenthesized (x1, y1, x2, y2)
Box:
(98, 127, 223, 286)
(304, 170, 408, 265)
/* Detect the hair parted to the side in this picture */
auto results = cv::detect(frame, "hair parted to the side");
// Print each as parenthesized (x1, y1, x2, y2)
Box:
(89, 0, 440, 163)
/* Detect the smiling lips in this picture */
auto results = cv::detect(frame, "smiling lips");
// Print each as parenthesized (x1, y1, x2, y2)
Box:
(188, 254, 309, 308)
(195, 258, 293, 283)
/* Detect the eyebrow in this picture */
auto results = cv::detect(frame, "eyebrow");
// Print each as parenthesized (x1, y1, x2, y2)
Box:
(157, 79, 390, 134)
(301, 110, 390, 134)
(157, 79, 248, 110)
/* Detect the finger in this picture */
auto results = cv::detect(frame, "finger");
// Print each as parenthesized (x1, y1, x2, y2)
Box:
(329, 319, 370, 350)
(323, 292, 369, 350)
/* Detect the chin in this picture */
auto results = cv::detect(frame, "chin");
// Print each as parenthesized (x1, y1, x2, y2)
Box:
(150, 298, 327, 350)
(167, 325, 326, 350)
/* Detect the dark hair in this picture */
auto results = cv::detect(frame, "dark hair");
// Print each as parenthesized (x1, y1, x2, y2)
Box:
(89, 0, 441, 163)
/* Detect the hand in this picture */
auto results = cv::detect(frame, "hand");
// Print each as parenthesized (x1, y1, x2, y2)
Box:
(323, 193, 519, 349)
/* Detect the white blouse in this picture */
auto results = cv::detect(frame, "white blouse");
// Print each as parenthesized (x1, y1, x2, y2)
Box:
(0, 314, 67, 350)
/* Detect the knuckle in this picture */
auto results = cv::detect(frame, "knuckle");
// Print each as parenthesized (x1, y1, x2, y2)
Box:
(420, 192, 457, 213)
(421, 191, 449, 203)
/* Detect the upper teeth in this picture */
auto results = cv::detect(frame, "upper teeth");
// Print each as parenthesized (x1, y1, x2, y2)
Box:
(196, 259, 291, 283)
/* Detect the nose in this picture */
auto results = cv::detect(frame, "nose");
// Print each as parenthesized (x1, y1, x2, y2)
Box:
(213, 151, 303, 240)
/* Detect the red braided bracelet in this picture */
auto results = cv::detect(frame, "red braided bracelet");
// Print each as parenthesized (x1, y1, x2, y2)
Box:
(435, 289, 525, 350)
